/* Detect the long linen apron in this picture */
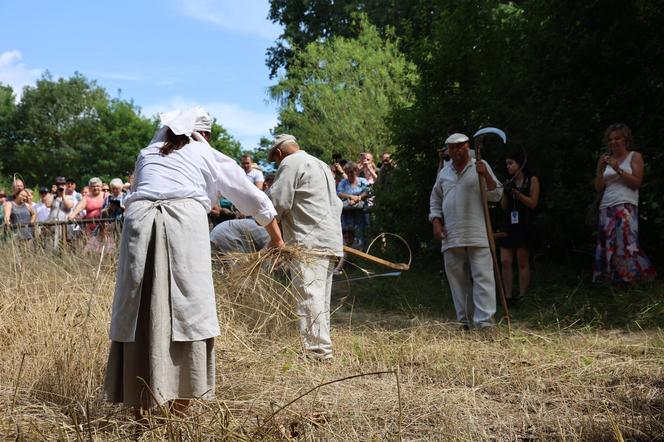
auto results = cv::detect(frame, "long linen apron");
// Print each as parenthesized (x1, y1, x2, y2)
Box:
(103, 199, 216, 407)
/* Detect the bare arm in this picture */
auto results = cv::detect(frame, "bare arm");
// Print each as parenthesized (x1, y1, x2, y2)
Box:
(68, 197, 87, 220)
(3, 202, 11, 224)
(620, 152, 644, 190)
(262, 218, 284, 248)
(61, 195, 75, 210)
(363, 163, 378, 181)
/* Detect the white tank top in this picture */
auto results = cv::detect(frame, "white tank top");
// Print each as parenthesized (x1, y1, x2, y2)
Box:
(600, 151, 639, 209)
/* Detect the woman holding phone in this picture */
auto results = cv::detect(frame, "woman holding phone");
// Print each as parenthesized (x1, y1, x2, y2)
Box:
(593, 123, 655, 283)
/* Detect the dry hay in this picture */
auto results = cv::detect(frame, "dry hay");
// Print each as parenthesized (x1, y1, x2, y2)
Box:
(0, 237, 663, 440)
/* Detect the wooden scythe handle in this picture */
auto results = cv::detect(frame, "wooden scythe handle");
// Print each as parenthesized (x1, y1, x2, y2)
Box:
(475, 139, 511, 328)
(343, 245, 410, 271)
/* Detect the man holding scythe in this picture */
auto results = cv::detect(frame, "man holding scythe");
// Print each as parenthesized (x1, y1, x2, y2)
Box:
(429, 133, 503, 329)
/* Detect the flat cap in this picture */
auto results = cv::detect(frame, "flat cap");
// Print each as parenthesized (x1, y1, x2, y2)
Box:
(445, 133, 469, 145)
(268, 134, 297, 162)
(271, 134, 297, 150)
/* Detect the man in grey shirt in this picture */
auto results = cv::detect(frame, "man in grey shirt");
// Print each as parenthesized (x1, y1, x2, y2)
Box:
(210, 218, 270, 254)
(266, 134, 343, 360)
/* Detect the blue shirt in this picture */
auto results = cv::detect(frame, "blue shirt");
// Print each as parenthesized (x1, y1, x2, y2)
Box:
(336, 177, 370, 197)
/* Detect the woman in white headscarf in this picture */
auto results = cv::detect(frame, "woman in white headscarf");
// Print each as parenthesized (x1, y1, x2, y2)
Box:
(103, 107, 284, 417)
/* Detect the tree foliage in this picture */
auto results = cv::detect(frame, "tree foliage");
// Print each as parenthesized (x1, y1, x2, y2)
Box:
(269, 0, 664, 262)
(270, 15, 418, 160)
(210, 122, 243, 160)
(267, 0, 434, 78)
(0, 73, 243, 187)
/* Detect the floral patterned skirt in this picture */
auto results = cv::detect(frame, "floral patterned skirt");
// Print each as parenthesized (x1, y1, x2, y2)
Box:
(593, 203, 656, 283)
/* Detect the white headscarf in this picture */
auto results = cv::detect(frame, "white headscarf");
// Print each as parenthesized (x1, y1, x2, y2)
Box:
(151, 107, 213, 143)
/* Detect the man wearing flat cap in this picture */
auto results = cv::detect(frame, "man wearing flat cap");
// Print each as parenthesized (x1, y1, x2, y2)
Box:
(267, 134, 343, 360)
(429, 133, 503, 329)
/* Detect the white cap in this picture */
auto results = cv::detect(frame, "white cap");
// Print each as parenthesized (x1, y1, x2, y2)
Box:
(159, 107, 212, 136)
(445, 133, 469, 144)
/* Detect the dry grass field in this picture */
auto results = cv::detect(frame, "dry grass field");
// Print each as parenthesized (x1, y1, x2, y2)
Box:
(1, 239, 663, 440)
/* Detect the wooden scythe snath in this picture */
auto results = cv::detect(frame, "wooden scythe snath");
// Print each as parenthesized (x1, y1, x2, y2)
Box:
(342, 245, 410, 271)
(473, 127, 511, 328)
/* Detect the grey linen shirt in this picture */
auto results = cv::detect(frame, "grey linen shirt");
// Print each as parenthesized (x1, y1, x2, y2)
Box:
(429, 158, 503, 252)
(267, 150, 343, 257)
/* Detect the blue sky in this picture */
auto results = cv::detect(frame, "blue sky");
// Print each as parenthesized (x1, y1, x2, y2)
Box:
(0, 0, 283, 149)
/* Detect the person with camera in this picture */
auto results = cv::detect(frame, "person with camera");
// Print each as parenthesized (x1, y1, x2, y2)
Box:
(102, 178, 126, 218)
(593, 123, 655, 283)
(43, 178, 78, 247)
(47, 178, 75, 221)
(358, 152, 378, 184)
(376, 152, 395, 186)
(499, 150, 540, 305)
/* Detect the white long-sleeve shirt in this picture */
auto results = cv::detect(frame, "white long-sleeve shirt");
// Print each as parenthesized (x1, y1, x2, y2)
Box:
(125, 140, 276, 226)
(267, 150, 343, 256)
(429, 158, 503, 252)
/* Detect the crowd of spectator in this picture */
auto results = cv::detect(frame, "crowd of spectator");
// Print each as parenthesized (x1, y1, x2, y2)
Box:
(1, 174, 132, 249)
(328, 151, 395, 250)
(208, 151, 395, 256)
(0, 150, 396, 256)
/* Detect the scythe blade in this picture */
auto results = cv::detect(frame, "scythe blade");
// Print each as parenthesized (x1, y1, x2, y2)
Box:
(473, 127, 507, 144)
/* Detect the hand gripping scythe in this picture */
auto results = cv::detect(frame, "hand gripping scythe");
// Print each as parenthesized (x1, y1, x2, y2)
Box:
(473, 127, 511, 328)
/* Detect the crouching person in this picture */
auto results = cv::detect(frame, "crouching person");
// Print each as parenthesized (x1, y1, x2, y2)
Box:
(266, 134, 343, 360)
(429, 133, 503, 329)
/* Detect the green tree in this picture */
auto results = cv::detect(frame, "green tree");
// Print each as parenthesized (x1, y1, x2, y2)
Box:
(382, 0, 664, 259)
(210, 122, 242, 159)
(0, 84, 17, 175)
(270, 15, 418, 160)
(7, 72, 109, 185)
(88, 98, 157, 182)
(267, 0, 434, 78)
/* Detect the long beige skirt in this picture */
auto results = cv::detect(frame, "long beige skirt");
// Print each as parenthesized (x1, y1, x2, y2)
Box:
(103, 209, 215, 408)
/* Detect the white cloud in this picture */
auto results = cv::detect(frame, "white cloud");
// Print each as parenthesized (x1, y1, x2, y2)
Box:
(141, 97, 278, 150)
(175, 0, 281, 40)
(0, 50, 43, 98)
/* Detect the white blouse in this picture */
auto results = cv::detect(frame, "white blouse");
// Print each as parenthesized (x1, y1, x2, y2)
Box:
(125, 140, 276, 226)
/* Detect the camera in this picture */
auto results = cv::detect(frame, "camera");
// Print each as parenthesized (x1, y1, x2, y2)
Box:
(57, 186, 65, 194)
(332, 152, 342, 162)
(503, 180, 515, 194)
